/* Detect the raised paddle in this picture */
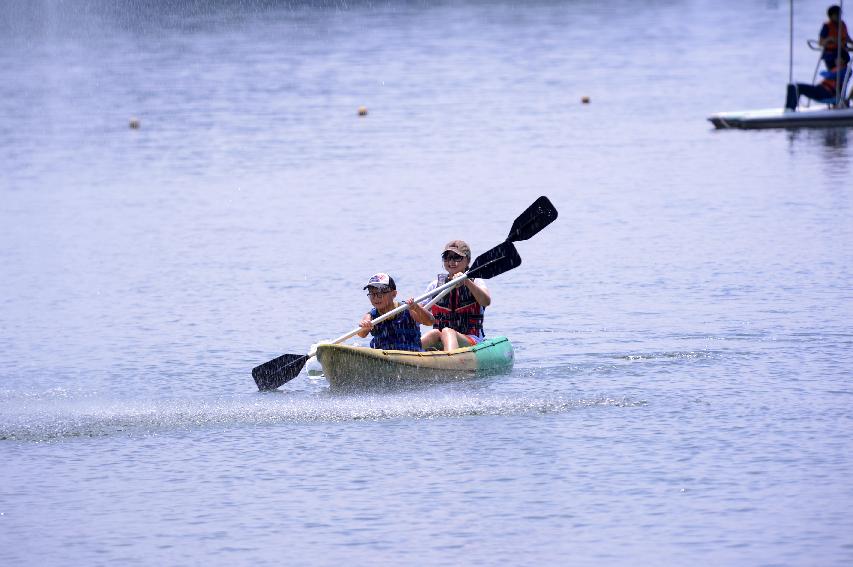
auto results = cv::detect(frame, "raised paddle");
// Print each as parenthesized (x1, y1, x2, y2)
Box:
(507, 195, 559, 243)
(252, 196, 558, 391)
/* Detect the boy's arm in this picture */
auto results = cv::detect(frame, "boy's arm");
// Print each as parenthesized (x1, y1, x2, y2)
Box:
(406, 298, 435, 326)
(356, 312, 373, 338)
(461, 277, 492, 307)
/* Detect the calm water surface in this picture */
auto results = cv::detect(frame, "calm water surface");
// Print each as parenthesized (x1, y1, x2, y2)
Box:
(2, 1, 852, 565)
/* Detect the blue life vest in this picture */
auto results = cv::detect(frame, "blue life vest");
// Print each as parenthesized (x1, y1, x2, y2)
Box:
(368, 305, 423, 351)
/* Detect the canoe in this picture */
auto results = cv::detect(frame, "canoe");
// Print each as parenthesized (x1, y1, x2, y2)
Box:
(315, 336, 514, 390)
(708, 106, 853, 129)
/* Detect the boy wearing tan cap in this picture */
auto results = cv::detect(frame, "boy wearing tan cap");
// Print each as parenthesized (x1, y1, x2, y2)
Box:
(421, 240, 492, 351)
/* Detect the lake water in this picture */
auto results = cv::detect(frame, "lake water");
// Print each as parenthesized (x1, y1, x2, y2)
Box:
(2, 0, 852, 565)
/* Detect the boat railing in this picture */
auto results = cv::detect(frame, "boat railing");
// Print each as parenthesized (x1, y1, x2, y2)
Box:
(807, 39, 822, 88)
(805, 39, 853, 108)
(840, 67, 853, 107)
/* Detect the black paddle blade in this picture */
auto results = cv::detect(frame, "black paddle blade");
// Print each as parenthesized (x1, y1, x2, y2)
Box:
(506, 196, 558, 242)
(252, 353, 309, 391)
(467, 241, 521, 279)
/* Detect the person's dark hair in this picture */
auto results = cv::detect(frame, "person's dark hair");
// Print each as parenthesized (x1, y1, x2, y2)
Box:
(829, 5, 841, 18)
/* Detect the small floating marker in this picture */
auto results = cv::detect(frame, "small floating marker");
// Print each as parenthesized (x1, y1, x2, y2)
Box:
(358, 106, 368, 116)
(581, 96, 590, 104)
(129, 117, 141, 129)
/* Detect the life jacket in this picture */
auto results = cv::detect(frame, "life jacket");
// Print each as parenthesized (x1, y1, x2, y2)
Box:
(821, 64, 845, 94)
(824, 20, 850, 52)
(368, 305, 423, 351)
(429, 274, 485, 338)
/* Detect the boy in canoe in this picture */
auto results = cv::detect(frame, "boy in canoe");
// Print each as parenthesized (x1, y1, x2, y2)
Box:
(421, 240, 492, 351)
(357, 273, 435, 351)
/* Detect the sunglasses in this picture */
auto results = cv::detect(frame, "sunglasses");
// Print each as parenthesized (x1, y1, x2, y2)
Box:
(442, 253, 466, 262)
(367, 289, 392, 298)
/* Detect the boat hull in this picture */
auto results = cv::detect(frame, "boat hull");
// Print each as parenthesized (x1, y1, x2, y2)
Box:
(315, 336, 514, 390)
(708, 106, 853, 129)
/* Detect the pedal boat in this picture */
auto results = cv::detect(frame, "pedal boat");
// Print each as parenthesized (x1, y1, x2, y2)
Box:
(708, 105, 853, 129)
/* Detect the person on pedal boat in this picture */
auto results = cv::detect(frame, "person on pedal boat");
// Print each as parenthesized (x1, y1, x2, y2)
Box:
(356, 273, 434, 351)
(786, 49, 850, 111)
(421, 240, 492, 351)
(820, 5, 851, 71)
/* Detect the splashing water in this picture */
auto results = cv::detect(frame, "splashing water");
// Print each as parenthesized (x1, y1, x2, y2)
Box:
(0, 389, 645, 442)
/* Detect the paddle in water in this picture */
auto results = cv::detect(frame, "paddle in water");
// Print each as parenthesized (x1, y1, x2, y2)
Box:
(252, 196, 558, 390)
